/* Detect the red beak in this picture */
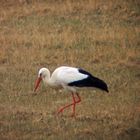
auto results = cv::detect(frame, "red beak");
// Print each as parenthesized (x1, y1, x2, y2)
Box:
(34, 77, 42, 92)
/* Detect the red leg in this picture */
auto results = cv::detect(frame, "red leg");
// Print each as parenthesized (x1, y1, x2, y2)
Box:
(57, 93, 75, 114)
(57, 92, 81, 116)
(71, 93, 76, 116)
(75, 93, 81, 102)
(71, 92, 81, 117)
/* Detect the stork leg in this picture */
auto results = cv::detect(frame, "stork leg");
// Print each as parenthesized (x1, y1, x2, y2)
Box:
(71, 92, 81, 117)
(72, 93, 76, 116)
(57, 92, 81, 116)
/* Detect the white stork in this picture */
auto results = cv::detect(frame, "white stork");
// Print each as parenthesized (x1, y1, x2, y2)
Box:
(34, 66, 109, 116)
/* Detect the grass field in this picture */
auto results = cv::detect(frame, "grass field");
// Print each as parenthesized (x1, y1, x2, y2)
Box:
(0, 0, 140, 140)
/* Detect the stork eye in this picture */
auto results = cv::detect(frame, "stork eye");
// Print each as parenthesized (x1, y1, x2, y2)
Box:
(39, 73, 42, 77)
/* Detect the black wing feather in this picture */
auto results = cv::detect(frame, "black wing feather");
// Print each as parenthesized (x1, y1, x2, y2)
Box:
(68, 69, 109, 92)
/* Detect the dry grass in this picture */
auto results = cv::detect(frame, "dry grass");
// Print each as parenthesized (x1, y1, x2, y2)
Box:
(0, 0, 140, 140)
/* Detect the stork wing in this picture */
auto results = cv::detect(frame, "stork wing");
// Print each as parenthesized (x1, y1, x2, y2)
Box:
(56, 67, 88, 85)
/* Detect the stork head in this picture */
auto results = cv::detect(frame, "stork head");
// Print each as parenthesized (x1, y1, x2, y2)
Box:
(34, 68, 50, 92)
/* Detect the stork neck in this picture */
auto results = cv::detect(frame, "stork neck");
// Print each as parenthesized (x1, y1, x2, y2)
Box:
(44, 76, 56, 87)
(42, 69, 51, 84)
